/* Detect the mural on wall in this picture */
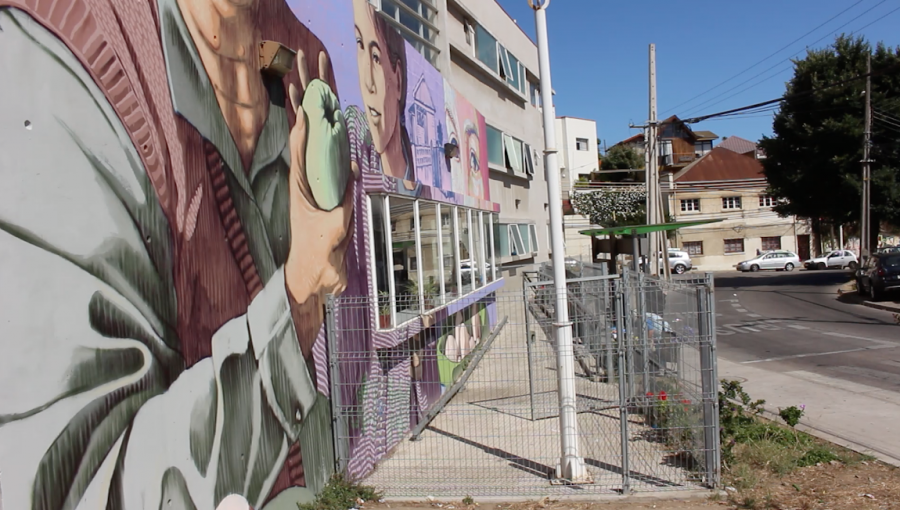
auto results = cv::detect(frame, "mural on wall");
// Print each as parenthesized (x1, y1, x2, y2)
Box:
(0, 0, 365, 508)
(405, 50, 449, 194)
(436, 304, 491, 391)
(444, 83, 490, 202)
(0, 0, 496, 508)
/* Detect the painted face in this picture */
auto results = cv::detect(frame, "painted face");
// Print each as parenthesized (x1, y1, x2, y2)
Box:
(353, 0, 402, 154)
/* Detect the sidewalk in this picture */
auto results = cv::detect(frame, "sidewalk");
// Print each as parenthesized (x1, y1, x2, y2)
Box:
(717, 356, 900, 466)
(838, 282, 900, 314)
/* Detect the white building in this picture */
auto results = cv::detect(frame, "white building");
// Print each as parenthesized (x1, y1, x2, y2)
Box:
(375, 0, 551, 278)
(554, 116, 599, 259)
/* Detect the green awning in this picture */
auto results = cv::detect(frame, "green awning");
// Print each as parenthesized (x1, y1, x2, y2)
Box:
(578, 219, 722, 237)
(392, 240, 416, 250)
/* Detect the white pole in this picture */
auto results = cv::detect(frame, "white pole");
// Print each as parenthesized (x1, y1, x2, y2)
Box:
(529, 0, 588, 483)
(839, 225, 844, 250)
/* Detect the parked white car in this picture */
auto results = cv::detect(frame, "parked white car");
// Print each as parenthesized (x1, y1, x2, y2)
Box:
(736, 250, 801, 272)
(803, 250, 859, 271)
(639, 249, 693, 274)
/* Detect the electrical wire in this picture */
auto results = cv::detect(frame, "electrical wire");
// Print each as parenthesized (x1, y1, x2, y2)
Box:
(681, 0, 898, 118)
(682, 62, 900, 124)
(662, 0, 866, 116)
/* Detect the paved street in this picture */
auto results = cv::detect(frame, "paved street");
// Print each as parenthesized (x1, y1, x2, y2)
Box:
(711, 269, 900, 464)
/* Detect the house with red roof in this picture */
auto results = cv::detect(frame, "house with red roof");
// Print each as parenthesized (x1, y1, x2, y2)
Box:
(663, 147, 811, 270)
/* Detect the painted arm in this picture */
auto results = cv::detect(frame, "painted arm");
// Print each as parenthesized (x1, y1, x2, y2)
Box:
(0, 7, 317, 510)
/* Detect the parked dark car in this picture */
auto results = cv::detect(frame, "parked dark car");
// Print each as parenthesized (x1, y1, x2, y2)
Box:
(856, 253, 900, 301)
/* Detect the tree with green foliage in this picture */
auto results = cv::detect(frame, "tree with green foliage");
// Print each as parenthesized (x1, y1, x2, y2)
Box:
(601, 144, 644, 170)
(760, 36, 900, 249)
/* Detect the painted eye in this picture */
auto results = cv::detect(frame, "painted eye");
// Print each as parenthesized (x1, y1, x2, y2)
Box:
(356, 37, 363, 50)
(469, 151, 478, 172)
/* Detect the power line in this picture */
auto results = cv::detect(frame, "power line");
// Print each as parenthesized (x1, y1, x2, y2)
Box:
(662, 0, 866, 116)
(682, 0, 895, 118)
(683, 63, 900, 124)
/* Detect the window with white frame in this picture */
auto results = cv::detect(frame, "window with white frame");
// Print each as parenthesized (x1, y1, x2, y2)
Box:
(493, 222, 539, 258)
(529, 81, 542, 108)
(759, 195, 776, 207)
(500, 133, 533, 175)
(722, 196, 742, 210)
(486, 124, 504, 167)
(389, 197, 418, 321)
(575, 138, 589, 151)
(370, 196, 498, 330)
(473, 21, 526, 95)
(681, 198, 700, 212)
(694, 140, 713, 156)
(377, 0, 440, 65)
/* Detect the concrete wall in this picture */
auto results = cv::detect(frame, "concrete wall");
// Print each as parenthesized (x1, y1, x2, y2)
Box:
(0, 0, 508, 507)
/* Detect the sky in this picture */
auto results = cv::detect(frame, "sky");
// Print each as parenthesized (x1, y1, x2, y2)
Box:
(494, 0, 900, 150)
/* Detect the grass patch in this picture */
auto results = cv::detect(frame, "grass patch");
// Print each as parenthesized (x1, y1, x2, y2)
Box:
(298, 475, 381, 510)
(719, 380, 875, 509)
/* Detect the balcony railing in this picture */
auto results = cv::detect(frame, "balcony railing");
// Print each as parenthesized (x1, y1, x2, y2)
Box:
(660, 152, 702, 167)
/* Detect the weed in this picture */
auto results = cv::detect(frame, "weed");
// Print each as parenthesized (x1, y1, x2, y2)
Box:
(297, 475, 381, 510)
(462, 495, 474, 506)
(778, 405, 805, 427)
(797, 445, 840, 467)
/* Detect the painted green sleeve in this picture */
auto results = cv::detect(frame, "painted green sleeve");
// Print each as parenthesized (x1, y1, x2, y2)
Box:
(0, 7, 319, 510)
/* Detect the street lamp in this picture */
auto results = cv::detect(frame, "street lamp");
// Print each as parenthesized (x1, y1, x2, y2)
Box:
(528, 0, 590, 484)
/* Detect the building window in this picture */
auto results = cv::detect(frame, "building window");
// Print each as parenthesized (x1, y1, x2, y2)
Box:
(725, 238, 745, 254)
(694, 140, 713, 156)
(474, 23, 498, 73)
(418, 202, 441, 311)
(494, 222, 538, 257)
(682, 241, 703, 256)
(378, 0, 439, 65)
(722, 196, 742, 210)
(370, 196, 393, 327)
(486, 124, 504, 166)
(503, 134, 524, 174)
(389, 197, 418, 320)
(681, 198, 700, 212)
(529, 81, 542, 108)
(473, 21, 526, 95)
(440, 205, 458, 301)
(759, 195, 775, 207)
(575, 138, 589, 151)
(371, 196, 496, 329)
(761, 236, 782, 251)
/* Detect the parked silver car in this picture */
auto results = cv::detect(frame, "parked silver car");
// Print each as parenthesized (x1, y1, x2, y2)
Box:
(736, 250, 801, 272)
(641, 249, 693, 274)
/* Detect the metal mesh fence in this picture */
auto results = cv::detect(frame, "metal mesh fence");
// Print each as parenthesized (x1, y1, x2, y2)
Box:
(326, 270, 718, 498)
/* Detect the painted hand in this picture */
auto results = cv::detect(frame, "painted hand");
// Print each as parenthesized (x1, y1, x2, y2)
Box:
(285, 49, 358, 312)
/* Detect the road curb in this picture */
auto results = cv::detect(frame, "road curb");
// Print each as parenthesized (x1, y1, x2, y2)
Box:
(860, 300, 900, 314)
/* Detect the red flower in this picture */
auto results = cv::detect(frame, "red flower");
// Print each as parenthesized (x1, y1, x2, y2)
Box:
(681, 399, 691, 405)
(647, 391, 655, 398)
(659, 391, 667, 401)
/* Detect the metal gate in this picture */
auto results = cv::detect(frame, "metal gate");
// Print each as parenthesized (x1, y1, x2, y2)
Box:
(325, 268, 719, 497)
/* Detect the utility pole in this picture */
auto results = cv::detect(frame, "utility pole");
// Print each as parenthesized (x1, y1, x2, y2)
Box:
(861, 53, 873, 260)
(644, 44, 670, 277)
(529, 0, 589, 484)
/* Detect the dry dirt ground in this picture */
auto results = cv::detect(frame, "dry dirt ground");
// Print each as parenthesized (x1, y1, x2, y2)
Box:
(365, 459, 900, 510)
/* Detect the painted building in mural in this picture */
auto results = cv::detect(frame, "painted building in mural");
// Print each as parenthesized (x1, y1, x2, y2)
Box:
(0, 0, 513, 509)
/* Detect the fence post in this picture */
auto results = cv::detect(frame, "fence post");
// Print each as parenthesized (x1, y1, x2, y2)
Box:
(524, 277, 537, 421)
(697, 276, 720, 488)
(615, 280, 631, 494)
(325, 294, 349, 476)
(706, 273, 721, 487)
(637, 271, 650, 396)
